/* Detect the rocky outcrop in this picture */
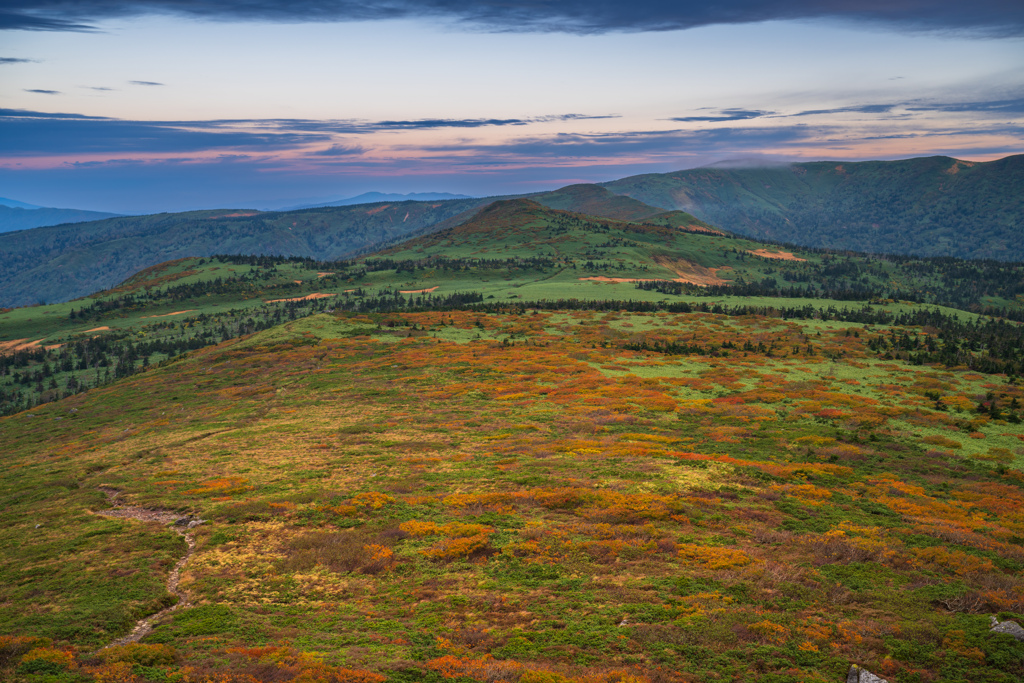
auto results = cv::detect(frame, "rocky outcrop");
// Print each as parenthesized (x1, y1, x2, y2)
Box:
(846, 665, 887, 683)
(990, 616, 1024, 641)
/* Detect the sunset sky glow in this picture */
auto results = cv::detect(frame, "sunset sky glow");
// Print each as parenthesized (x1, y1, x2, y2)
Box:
(1, 1, 1022, 212)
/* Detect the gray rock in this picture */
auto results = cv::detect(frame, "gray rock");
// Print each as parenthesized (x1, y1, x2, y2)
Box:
(846, 665, 888, 683)
(990, 618, 1024, 641)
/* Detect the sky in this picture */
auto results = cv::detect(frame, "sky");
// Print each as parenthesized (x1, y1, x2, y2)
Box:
(1, 1, 1022, 213)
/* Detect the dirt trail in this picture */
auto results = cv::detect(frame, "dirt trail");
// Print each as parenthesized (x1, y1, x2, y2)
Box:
(95, 488, 203, 651)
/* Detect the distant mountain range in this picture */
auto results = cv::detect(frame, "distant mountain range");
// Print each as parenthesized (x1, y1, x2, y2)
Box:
(603, 155, 1023, 261)
(0, 197, 121, 234)
(277, 191, 474, 211)
(1, 154, 1021, 307)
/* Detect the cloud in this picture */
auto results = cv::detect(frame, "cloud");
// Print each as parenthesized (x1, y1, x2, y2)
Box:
(417, 126, 823, 160)
(1, 1, 1020, 36)
(0, 108, 106, 119)
(371, 114, 617, 130)
(0, 57, 35, 64)
(0, 11, 94, 31)
(414, 122, 1024, 164)
(23, 89, 60, 94)
(0, 109, 621, 157)
(777, 97, 1024, 119)
(86, 86, 115, 91)
(5, 107, 1020, 178)
(908, 97, 1024, 115)
(788, 104, 899, 117)
(376, 118, 530, 130)
(670, 109, 773, 122)
(312, 144, 365, 156)
(129, 80, 164, 86)
(0, 109, 331, 156)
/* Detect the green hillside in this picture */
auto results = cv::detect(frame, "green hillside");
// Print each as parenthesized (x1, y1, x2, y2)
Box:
(603, 155, 1024, 260)
(0, 199, 488, 308)
(6, 153, 1022, 309)
(2, 199, 1024, 682)
(0, 188, 713, 309)
(2, 264, 1024, 681)
(4, 199, 1024, 418)
(531, 183, 668, 221)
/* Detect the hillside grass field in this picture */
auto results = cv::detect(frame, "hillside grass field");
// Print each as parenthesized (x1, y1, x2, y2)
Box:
(1, 201, 1024, 682)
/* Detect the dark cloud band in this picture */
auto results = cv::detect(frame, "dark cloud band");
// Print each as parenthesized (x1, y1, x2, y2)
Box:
(670, 109, 774, 122)
(0, 109, 619, 156)
(1, 1, 1021, 36)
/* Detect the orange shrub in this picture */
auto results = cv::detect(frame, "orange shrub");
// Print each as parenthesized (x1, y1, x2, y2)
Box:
(911, 546, 996, 575)
(421, 533, 492, 561)
(677, 543, 753, 569)
(184, 476, 253, 496)
(350, 491, 396, 510)
(748, 620, 789, 644)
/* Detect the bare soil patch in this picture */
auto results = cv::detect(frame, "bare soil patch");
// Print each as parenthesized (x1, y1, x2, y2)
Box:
(580, 276, 660, 284)
(399, 286, 439, 294)
(141, 310, 196, 319)
(84, 326, 110, 333)
(0, 338, 39, 353)
(264, 292, 338, 303)
(746, 249, 806, 262)
(580, 258, 730, 287)
(653, 255, 730, 286)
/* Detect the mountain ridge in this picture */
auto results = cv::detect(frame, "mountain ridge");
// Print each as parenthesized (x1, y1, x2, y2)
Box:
(602, 154, 1024, 260)
(0, 202, 122, 234)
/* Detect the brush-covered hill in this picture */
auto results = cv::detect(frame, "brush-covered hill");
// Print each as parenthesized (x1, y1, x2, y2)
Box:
(0, 199, 488, 308)
(0, 189, 699, 309)
(2, 292, 1024, 682)
(3, 198, 1024, 681)
(603, 155, 1024, 261)
(5, 197, 1024, 416)
(0, 204, 122, 234)
(531, 183, 671, 222)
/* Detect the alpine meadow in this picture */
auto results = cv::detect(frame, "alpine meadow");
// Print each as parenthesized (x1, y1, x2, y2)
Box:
(3, 3, 1024, 683)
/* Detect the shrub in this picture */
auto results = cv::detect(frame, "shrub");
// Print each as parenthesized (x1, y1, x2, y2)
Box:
(101, 643, 176, 666)
(677, 544, 753, 570)
(0, 636, 47, 667)
(16, 647, 74, 675)
(284, 529, 397, 574)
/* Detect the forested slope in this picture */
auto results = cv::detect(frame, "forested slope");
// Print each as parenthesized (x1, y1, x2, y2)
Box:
(603, 155, 1023, 260)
